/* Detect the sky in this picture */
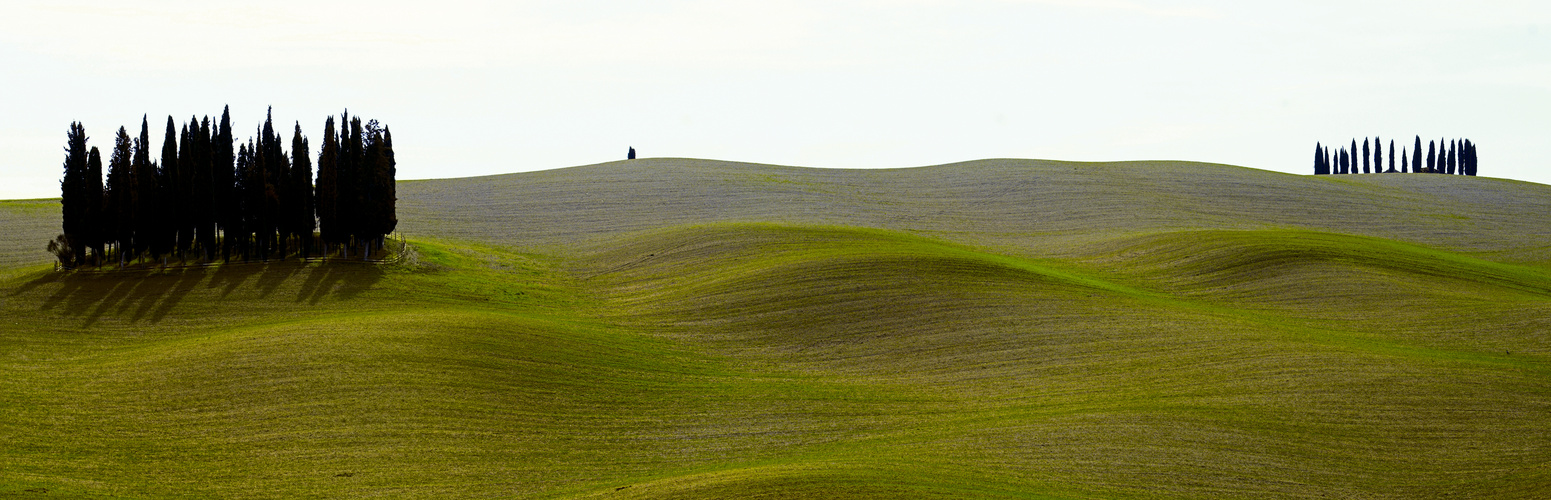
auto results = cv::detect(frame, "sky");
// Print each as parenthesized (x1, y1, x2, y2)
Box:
(2, 0, 1548, 199)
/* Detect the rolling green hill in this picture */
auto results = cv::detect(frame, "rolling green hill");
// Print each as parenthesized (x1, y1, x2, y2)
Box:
(2, 158, 1549, 498)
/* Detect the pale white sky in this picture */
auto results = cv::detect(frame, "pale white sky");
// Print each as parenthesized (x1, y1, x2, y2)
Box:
(2, 1, 1547, 199)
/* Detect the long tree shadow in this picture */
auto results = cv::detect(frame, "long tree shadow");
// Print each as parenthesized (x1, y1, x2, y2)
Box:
(11, 260, 387, 328)
(296, 262, 384, 305)
(136, 267, 212, 324)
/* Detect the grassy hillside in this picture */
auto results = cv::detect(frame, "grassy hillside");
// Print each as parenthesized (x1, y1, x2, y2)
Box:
(2, 159, 1550, 498)
(0, 199, 59, 269)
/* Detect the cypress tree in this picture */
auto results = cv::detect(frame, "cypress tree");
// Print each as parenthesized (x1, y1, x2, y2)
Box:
(290, 122, 315, 257)
(1388, 139, 1395, 173)
(1350, 139, 1358, 173)
(1374, 136, 1382, 173)
(1449, 140, 1458, 175)
(106, 127, 134, 266)
(335, 112, 354, 254)
(1427, 140, 1437, 173)
(362, 120, 382, 252)
(191, 116, 214, 259)
(1441, 140, 1450, 174)
(1361, 138, 1370, 174)
(1439, 137, 1447, 174)
(215, 107, 236, 261)
(159, 117, 180, 260)
(1314, 143, 1325, 175)
(176, 122, 194, 258)
(342, 113, 364, 251)
(1442, 140, 1451, 175)
(132, 116, 157, 261)
(251, 137, 268, 259)
(259, 110, 289, 258)
(1445, 139, 1457, 174)
(60, 122, 89, 267)
(235, 142, 252, 260)
(373, 125, 397, 247)
(316, 116, 339, 253)
(1465, 139, 1478, 176)
(1401, 147, 1409, 173)
(249, 130, 272, 259)
(85, 146, 104, 264)
(1459, 140, 1469, 176)
(1412, 136, 1422, 174)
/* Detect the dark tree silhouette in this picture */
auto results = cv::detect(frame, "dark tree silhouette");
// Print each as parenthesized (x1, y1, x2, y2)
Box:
(59, 122, 90, 267)
(85, 146, 104, 264)
(245, 129, 274, 260)
(215, 107, 237, 262)
(235, 141, 254, 260)
(339, 113, 363, 254)
(1464, 139, 1478, 176)
(175, 122, 194, 257)
(1401, 147, 1409, 173)
(212, 108, 235, 262)
(259, 110, 288, 259)
(158, 117, 180, 261)
(290, 122, 316, 257)
(1460, 140, 1469, 176)
(1448, 140, 1458, 175)
(105, 127, 134, 266)
(1388, 139, 1395, 173)
(1362, 138, 1370, 174)
(55, 107, 398, 267)
(1374, 136, 1382, 173)
(190, 116, 215, 259)
(1426, 140, 1437, 173)
(317, 115, 339, 252)
(1350, 139, 1358, 173)
(1412, 136, 1422, 174)
(1314, 143, 1327, 175)
(368, 124, 397, 248)
(132, 116, 157, 261)
(1439, 137, 1447, 174)
(628, 146, 636, 160)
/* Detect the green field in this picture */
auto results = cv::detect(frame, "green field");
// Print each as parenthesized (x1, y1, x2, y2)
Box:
(3, 158, 1550, 498)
